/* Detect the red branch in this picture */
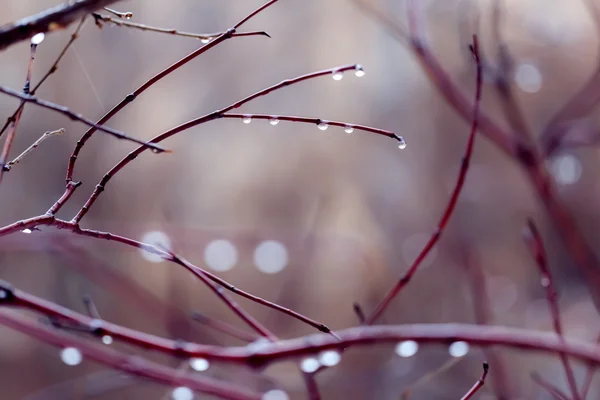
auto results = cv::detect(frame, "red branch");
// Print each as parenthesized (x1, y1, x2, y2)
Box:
(523, 220, 580, 400)
(365, 35, 483, 324)
(0, 311, 260, 400)
(460, 362, 489, 400)
(69, 64, 388, 224)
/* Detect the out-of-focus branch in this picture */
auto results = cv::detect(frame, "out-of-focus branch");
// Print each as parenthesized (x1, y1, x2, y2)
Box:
(531, 372, 570, 400)
(460, 362, 489, 400)
(523, 220, 580, 400)
(0, 0, 121, 52)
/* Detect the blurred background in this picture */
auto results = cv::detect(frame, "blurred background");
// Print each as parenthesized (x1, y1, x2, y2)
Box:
(1, 0, 600, 398)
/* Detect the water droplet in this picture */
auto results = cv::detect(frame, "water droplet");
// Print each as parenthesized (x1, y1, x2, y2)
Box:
(448, 341, 469, 357)
(204, 240, 238, 272)
(318, 350, 341, 367)
(317, 122, 329, 131)
(262, 389, 290, 400)
(201, 37, 212, 44)
(398, 137, 407, 149)
(551, 154, 582, 185)
(21, 228, 32, 234)
(300, 357, 320, 373)
(540, 276, 551, 287)
(344, 126, 354, 134)
(31, 33, 45, 45)
(332, 71, 343, 81)
(254, 240, 288, 274)
(172, 386, 194, 400)
(190, 357, 210, 371)
(124, 12, 133, 20)
(354, 65, 365, 77)
(152, 148, 159, 153)
(61, 347, 83, 366)
(269, 117, 279, 126)
(395, 340, 419, 357)
(242, 116, 252, 124)
(102, 335, 113, 345)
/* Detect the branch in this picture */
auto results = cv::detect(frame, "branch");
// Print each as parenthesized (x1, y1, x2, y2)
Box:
(364, 36, 483, 324)
(0, 0, 120, 52)
(523, 220, 580, 400)
(531, 372, 570, 400)
(69, 64, 388, 223)
(0, 85, 168, 153)
(4, 129, 64, 171)
(92, 13, 270, 41)
(460, 362, 489, 400)
(65, 0, 282, 183)
(0, 311, 260, 400)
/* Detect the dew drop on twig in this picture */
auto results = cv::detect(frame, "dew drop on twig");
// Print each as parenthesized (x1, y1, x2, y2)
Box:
(242, 116, 252, 124)
(354, 65, 365, 77)
(172, 386, 193, 400)
(102, 335, 113, 345)
(31, 33, 45, 45)
(21, 228, 32, 234)
(201, 37, 212, 44)
(318, 350, 341, 367)
(189, 357, 210, 371)
(344, 126, 354, 134)
(300, 357, 320, 373)
(448, 341, 469, 358)
(262, 390, 289, 400)
(317, 122, 329, 131)
(397, 137, 407, 150)
(395, 340, 418, 357)
(332, 71, 343, 81)
(269, 117, 279, 126)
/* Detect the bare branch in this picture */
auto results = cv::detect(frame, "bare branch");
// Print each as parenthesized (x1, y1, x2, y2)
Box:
(460, 362, 489, 400)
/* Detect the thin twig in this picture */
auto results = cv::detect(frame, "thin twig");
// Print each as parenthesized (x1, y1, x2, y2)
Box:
(580, 334, 600, 399)
(401, 357, 462, 399)
(191, 312, 261, 343)
(92, 13, 270, 41)
(531, 372, 570, 400)
(65, 0, 283, 183)
(523, 220, 581, 400)
(365, 36, 483, 324)
(0, 41, 39, 183)
(0, 85, 168, 153)
(460, 362, 489, 400)
(4, 128, 64, 170)
(70, 64, 390, 224)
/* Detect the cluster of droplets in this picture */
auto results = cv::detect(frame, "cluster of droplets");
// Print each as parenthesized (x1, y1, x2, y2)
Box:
(299, 350, 342, 373)
(332, 65, 366, 80)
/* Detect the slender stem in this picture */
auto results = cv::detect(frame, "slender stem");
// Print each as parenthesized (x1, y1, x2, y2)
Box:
(460, 362, 489, 400)
(365, 36, 483, 324)
(70, 64, 375, 223)
(0, 85, 167, 153)
(92, 13, 270, 41)
(0, 311, 259, 400)
(0, 43, 38, 183)
(0, 0, 119, 51)
(167, 253, 278, 342)
(65, 0, 282, 183)
(221, 113, 402, 142)
(524, 220, 581, 400)
(191, 312, 260, 343)
(580, 334, 600, 399)
(4, 129, 64, 171)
